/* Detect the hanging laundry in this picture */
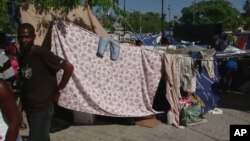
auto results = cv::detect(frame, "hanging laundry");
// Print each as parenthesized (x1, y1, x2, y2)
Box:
(52, 21, 163, 117)
(97, 36, 121, 61)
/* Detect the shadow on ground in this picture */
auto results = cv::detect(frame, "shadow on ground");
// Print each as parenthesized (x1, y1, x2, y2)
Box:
(218, 92, 250, 112)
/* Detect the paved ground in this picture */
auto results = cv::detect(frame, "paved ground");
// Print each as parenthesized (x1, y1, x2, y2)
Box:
(20, 92, 250, 141)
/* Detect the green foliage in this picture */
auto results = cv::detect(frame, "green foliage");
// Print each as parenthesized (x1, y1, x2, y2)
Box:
(0, 0, 12, 32)
(242, 0, 250, 30)
(19, 0, 118, 13)
(180, 0, 240, 31)
(97, 9, 169, 34)
(127, 11, 169, 33)
(243, 0, 250, 13)
(87, 0, 119, 9)
(97, 13, 116, 33)
(18, 0, 80, 13)
(0, 0, 120, 33)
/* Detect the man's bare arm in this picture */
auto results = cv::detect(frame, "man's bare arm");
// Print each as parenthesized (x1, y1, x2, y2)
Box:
(57, 61, 74, 90)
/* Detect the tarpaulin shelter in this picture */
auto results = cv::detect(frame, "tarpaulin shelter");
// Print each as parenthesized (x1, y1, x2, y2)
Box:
(20, 4, 111, 46)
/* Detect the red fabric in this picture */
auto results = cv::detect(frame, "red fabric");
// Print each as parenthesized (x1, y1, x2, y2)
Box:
(236, 36, 248, 50)
(10, 59, 19, 75)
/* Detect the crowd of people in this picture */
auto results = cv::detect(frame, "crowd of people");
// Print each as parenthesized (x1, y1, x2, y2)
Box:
(0, 23, 74, 141)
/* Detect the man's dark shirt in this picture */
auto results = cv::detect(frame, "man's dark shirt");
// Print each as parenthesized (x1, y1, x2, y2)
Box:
(19, 46, 63, 113)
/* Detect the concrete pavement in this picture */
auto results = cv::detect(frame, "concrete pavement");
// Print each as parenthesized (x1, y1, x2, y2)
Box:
(20, 92, 250, 141)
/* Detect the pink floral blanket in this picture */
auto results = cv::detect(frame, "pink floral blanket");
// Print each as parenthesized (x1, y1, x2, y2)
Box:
(52, 21, 163, 117)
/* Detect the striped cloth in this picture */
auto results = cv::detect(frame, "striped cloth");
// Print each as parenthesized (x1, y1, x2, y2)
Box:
(0, 53, 20, 141)
(0, 53, 15, 80)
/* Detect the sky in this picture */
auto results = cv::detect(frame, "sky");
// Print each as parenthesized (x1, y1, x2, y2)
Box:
(118, 0, 246, 20)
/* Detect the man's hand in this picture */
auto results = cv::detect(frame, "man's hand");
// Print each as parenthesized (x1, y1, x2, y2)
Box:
(51, 90, 61, 103)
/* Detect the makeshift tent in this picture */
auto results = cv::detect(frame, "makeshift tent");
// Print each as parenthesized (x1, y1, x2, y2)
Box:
(20, 4, 111, 46)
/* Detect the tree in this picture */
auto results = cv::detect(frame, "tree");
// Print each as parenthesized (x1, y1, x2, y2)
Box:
(0, 0, 120, 33)
(0, 0, 12, 32)
(18, 0, 119, 12)
(180, 0, 240, 31)
(97, 13, 116, 33)
(126, 11, 141, 33)
(243, 0, 250, 13)
(242, 0, 250, 30)
(127, 11, 169, 33)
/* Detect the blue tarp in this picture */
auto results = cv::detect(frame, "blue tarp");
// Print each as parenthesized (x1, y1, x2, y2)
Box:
(196, 62, 221, 114)
(142, 36, 159, 45)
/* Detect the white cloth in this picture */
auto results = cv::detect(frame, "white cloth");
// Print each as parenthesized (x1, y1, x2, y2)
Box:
(53, 21, 163, 117)
(0, 111, 23, 141)
(0, 111, 8, 141)
(176, 56, 196, 92)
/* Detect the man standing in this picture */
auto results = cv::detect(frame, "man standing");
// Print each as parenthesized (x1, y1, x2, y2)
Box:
(17, 23, 74, 141)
